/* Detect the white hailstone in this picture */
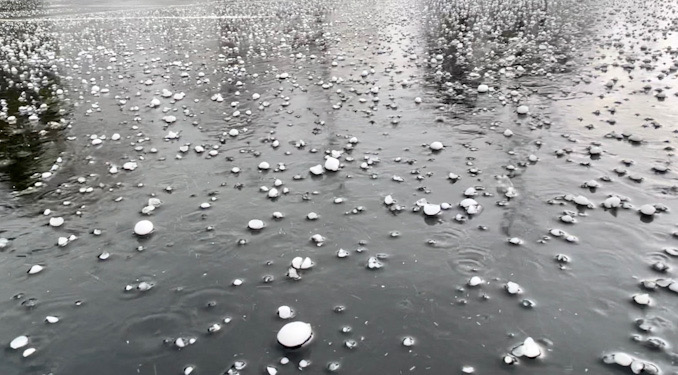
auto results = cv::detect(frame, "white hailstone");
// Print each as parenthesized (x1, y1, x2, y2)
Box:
(307, 212, 318, 220)
(134, 220, 154, 236)
(429, 141, 444, 151)
(448, 173, 460, 181)
(423, 204, 441, 216)
(291, 257, 314, 270)
(175, 338, 187, 348)
(22, 348, 36, 357)
(462, 366, 475, 373)
(122, 162, 137, 171)
(639, 204, 656, 216)
(384, 195, 395, 205)
(248, 219, 264, 230)
(232, 279, 243, 286)
(613, 352, 633, 367)
(277, 321, 313, 348)
(367, 257, 383, 269)
(0, 238, 8, 249)
(311, 234, 325, 245)
(512, 337, 542, 359)
(163, 115, 176, 124)
(560, 214, 575, 223)
(266, 366, 278, 375)
(49, 217, 64, 227)
(111, 133, 121, 141)
(477, 84, 489, 93)
(273, 212, 284, 219)
(337, 249, 350, 258)
(200, 202, 211, 209)
(503, 129, 514, 137)
(402, 337, 415, 347)
(528, 154, 538, 162)
(268, 188, 280, 198)
(252, 93, 261, 100)
(505, 281, 522, 295)
(516, 105, 529, 115)
(231, 167, 241, 174)
(149, 98, 161, 108)
(45, 316, 60, 324)
(109, 165, 119, 174)
(508, 237, 523, 245)
(28, 265, 44, 275)
(10, 335, 28, 349)
(138, 282, 153, 291)
(299, 360, 310, 369)
(632, 293, 651, 306)
(464, 187, 477, 197)
(414, 97, 422, 104)
(277, 306, 294, 319)
(228, 129, 239, 137)
(57, 237, 69, 247)
(173, 92, 185, 101)
(573, 195, 592, 207)
(184, 365, 196, 375)
(324, 157, 340, 171)
(603, 196, 621, 209)
(161, 89, 173, 98)
(194, 145, 205, 153)
(309, 164, 324, 175)
(99, 251, 110, 260)
(259, 161, 271, 170)
(468, 276, 483, 287)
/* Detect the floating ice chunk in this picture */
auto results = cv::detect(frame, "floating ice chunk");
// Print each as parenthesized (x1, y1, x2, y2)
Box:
(367, 257, 383, 269)
(248, 219, 264, 230)
(259, 161, 271, 170)
(632, 293, 651, 306)
(277, 321, 313, 348)
(516, 105, 529, 115)
(505, 281, 522, 295)
(423, 204, 441, 216)
(134, 220, 154, 236)
(402, 337, 415, 347)
(468, 276, 483, 287)
(22, 348, 36, 357)
(10, 335, 28, 349)
(277, 306, 294, 319)
(49, 216, 64, 227)
(28, 265, 44, 275)
(184, 365, 195, 375)
(309, 165, 324, 175)
(324, 157, 340, 171)
(603, 196, 621, 209)
(429, 141, 444, 151)
(45, 316, 59, 324)
(511, 337, 542, 359)
(639, 204, 656, 216)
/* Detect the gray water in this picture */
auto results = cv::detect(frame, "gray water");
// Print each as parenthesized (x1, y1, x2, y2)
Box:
(1, 0, 678, 374)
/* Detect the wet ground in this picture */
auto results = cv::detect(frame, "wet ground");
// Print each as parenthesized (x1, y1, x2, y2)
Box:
(1, 0, 678, 374)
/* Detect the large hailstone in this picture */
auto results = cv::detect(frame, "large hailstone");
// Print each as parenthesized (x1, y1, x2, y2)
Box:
(277, 321, 313, 349)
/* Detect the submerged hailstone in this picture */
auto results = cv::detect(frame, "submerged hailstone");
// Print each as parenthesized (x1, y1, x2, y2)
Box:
(277, 321, 313, 349)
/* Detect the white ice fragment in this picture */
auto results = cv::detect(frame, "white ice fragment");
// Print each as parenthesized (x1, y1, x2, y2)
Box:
(468, 276, 483, 287)
(632, 293, 651, 306)
(639, 204, 656, 216)
(277, 306, 294, 319)
(505, 281, 522, 295)
(45, 316, 59, 324)
(28, 265, 44, 275)
(512, 337, 542, 359)
(277, 321, 313, 348)
(429, 141, 444, 151)
(248, 219, 264, 230)
(423, 204, 441, 216)
(134, 220, 154, 236)
(324, 157, 340, 171)
(10, 335, 28, 349)
(309, 164, 324, 175)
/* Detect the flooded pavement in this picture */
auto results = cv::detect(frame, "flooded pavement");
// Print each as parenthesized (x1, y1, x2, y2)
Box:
(1, 0, 678, 374)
